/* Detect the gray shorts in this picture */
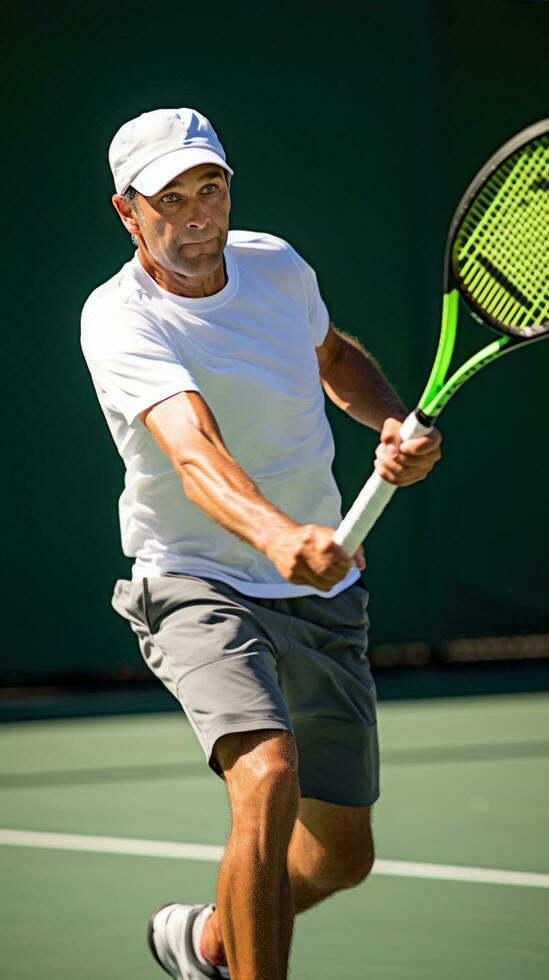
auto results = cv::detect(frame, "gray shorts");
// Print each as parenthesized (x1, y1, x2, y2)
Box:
(112, 574, 379, 807)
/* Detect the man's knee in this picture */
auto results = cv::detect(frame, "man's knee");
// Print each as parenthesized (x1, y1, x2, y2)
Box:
(214, 728, 300, 825)
(335, 840, 375, 888)
(291, 801, 375, 891)
(310, 835, 374, 891)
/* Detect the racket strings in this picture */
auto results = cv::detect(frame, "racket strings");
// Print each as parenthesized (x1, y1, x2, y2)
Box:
(460, 146, 548, 296)
(453, 135, 549, 330)
(458, 153, 548, 325)
(460, 150, 547, 320)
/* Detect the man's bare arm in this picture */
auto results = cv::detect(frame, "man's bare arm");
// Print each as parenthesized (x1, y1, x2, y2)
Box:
(317, 323, 408, 431)
(317, 324, 442, 485)
(139, 391, 364, 590)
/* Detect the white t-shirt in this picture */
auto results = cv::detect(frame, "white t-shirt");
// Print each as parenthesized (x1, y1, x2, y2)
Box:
(81, 230, 359, 598)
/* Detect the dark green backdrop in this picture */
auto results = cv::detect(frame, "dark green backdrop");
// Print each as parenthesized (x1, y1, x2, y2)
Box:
(4, 0, 548, 681)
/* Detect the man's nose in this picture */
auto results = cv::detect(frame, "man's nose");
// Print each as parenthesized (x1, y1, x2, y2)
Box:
(186, 207, 211, 230)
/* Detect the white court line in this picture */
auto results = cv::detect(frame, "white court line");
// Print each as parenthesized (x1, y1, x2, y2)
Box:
(1, 828, 548, 890)
(0, 829, 223, 863)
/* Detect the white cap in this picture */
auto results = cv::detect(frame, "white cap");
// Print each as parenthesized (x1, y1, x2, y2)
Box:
(108, 107, 234, 196)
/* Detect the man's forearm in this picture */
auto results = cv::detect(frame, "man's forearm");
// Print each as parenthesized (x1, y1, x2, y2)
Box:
(175, 438, 299, 558)
(174, 438, 360, 588)
(321, 331, 407, 431)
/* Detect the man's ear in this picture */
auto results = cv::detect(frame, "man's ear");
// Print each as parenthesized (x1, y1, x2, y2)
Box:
(112, 194, 140, 237)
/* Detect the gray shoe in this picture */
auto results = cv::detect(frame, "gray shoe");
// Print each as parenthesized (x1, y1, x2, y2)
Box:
(147, 903, 227, 979)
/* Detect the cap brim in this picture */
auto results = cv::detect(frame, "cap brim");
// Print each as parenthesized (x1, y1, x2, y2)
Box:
(131, 148, 233, 196)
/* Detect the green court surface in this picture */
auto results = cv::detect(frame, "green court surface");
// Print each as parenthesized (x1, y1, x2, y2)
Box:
(1, 693, 548, 979)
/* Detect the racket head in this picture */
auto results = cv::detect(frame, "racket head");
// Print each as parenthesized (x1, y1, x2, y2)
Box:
(446, 119, 549, 340)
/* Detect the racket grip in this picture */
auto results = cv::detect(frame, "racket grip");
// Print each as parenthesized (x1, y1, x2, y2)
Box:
(333, 411, 433, 555)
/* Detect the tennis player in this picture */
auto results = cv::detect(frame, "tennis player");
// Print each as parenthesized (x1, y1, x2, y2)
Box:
(81, 107, 441, 980)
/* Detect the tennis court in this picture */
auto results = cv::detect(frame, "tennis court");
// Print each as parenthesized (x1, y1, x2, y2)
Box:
(2, 691, 548, 979)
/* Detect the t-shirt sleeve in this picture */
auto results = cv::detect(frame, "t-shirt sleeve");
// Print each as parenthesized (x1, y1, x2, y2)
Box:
(286, 245, 330, 347)
(81, 314, 201, 426)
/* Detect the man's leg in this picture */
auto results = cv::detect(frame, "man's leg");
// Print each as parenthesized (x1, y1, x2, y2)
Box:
(287, 797, 374, 912)
(201, 792, 374, 971)
(212, 728, 300, 980)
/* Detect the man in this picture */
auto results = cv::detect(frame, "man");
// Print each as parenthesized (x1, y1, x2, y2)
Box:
(81, 107, 441, 980)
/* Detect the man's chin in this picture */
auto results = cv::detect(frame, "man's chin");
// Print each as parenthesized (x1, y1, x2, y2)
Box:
(176, 245, 223, 274)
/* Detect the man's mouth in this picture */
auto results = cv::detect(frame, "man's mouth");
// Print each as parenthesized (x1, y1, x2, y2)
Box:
(181, 237, 216, 247)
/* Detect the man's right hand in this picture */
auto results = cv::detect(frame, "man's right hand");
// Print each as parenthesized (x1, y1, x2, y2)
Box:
(265, 524, 365, 592)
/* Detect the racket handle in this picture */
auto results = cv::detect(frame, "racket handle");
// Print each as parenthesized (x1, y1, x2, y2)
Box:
(333, 411, 433, 555)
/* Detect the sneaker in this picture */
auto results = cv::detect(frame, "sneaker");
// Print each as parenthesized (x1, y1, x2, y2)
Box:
(147, 903, 227, 979)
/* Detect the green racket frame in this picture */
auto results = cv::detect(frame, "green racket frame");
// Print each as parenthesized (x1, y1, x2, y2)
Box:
(415, 289, 509, 423)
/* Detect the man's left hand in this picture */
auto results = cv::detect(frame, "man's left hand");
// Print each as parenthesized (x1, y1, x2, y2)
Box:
(374, 417, 442, 486)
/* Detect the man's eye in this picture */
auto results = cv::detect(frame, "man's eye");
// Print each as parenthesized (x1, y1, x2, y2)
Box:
(201, 183, 218, 194)
(160, 193, 179, 204)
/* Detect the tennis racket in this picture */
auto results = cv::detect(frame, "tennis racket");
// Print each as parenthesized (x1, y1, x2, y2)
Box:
(333, 118, 549, 556)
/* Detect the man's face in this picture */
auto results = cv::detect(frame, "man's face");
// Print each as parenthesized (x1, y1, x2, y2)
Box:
(128, 163, 231, 277)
